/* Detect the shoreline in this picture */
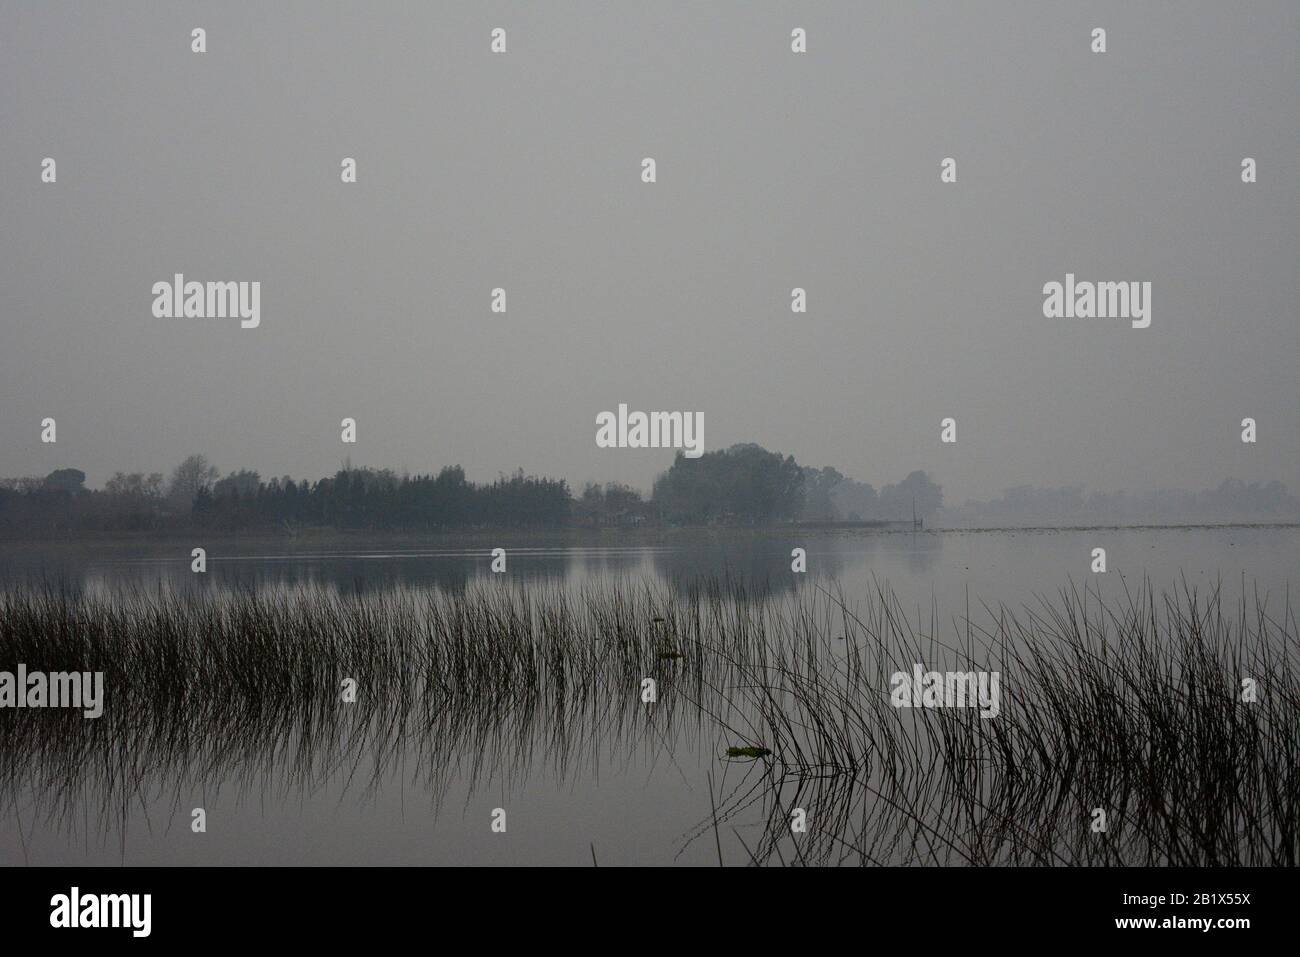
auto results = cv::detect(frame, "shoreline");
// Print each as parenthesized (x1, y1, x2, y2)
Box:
(1, 520, 1297, 552)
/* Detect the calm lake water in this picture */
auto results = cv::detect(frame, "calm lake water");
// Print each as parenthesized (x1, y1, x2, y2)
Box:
(4, 525, 1297, 606)
(1, 525, 1295, 865)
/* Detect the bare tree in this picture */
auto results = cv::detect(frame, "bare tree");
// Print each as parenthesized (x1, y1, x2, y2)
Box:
(168, 454, 219, 508)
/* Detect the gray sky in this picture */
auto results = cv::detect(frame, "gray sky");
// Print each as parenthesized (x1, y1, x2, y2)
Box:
(1, 1, 1296, 504)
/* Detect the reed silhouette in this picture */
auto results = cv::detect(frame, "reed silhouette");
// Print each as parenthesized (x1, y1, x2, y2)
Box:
(0, 576, 1294, 865)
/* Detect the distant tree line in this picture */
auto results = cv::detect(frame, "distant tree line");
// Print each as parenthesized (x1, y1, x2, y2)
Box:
(0, 456, 570, 535)
(799, 465, 943, 522)
(0, 445, 945, 537)
(12, 448, 1289, 537)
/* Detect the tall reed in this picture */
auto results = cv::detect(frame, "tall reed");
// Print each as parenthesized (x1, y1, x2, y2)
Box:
(0, 576, 1294, 865)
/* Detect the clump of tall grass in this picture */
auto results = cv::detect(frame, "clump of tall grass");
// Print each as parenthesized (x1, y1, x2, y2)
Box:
(696, 578, 1298, 866)
(0, 576, 1294, 865)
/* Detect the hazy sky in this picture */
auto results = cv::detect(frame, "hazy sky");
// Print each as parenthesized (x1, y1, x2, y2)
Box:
(1, 1, 1296, 504)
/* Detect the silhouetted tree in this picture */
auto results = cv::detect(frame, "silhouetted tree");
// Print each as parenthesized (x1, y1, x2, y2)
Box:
(168, 455, 219, 508)
(43, 469, 86, 494)
(800, 466, 845, 521)
(877, 470, 943, 519)
(653, 443, 804, 525)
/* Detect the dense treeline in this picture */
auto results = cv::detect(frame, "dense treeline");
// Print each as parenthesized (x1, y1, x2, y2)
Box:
(0, 445, 949, 537)
(195, 466, 575, 531)
(6, 447, 1290, 538)
(0, 460, 572, 535)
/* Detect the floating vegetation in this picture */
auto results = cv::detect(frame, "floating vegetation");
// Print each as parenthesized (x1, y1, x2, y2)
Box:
(725, 746, 772, 759)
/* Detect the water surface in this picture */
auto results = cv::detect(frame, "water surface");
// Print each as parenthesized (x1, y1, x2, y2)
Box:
(1, 526, 1294, 865)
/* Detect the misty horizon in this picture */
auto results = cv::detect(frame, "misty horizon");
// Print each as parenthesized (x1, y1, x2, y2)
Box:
(2, 2, 1295, 506)
(5, 447, 1297, 526)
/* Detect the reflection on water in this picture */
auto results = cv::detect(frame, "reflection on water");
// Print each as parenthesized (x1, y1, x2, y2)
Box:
(4, 526, 1296, 610)
(4, 532, 925, 599)
(0, 526, 1295, 865)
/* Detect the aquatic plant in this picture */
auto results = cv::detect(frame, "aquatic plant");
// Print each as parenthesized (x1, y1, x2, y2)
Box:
(0, 576, 1293, 866)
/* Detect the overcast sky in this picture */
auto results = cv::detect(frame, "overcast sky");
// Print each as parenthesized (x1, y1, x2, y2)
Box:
(1, 1, 1295, 504)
